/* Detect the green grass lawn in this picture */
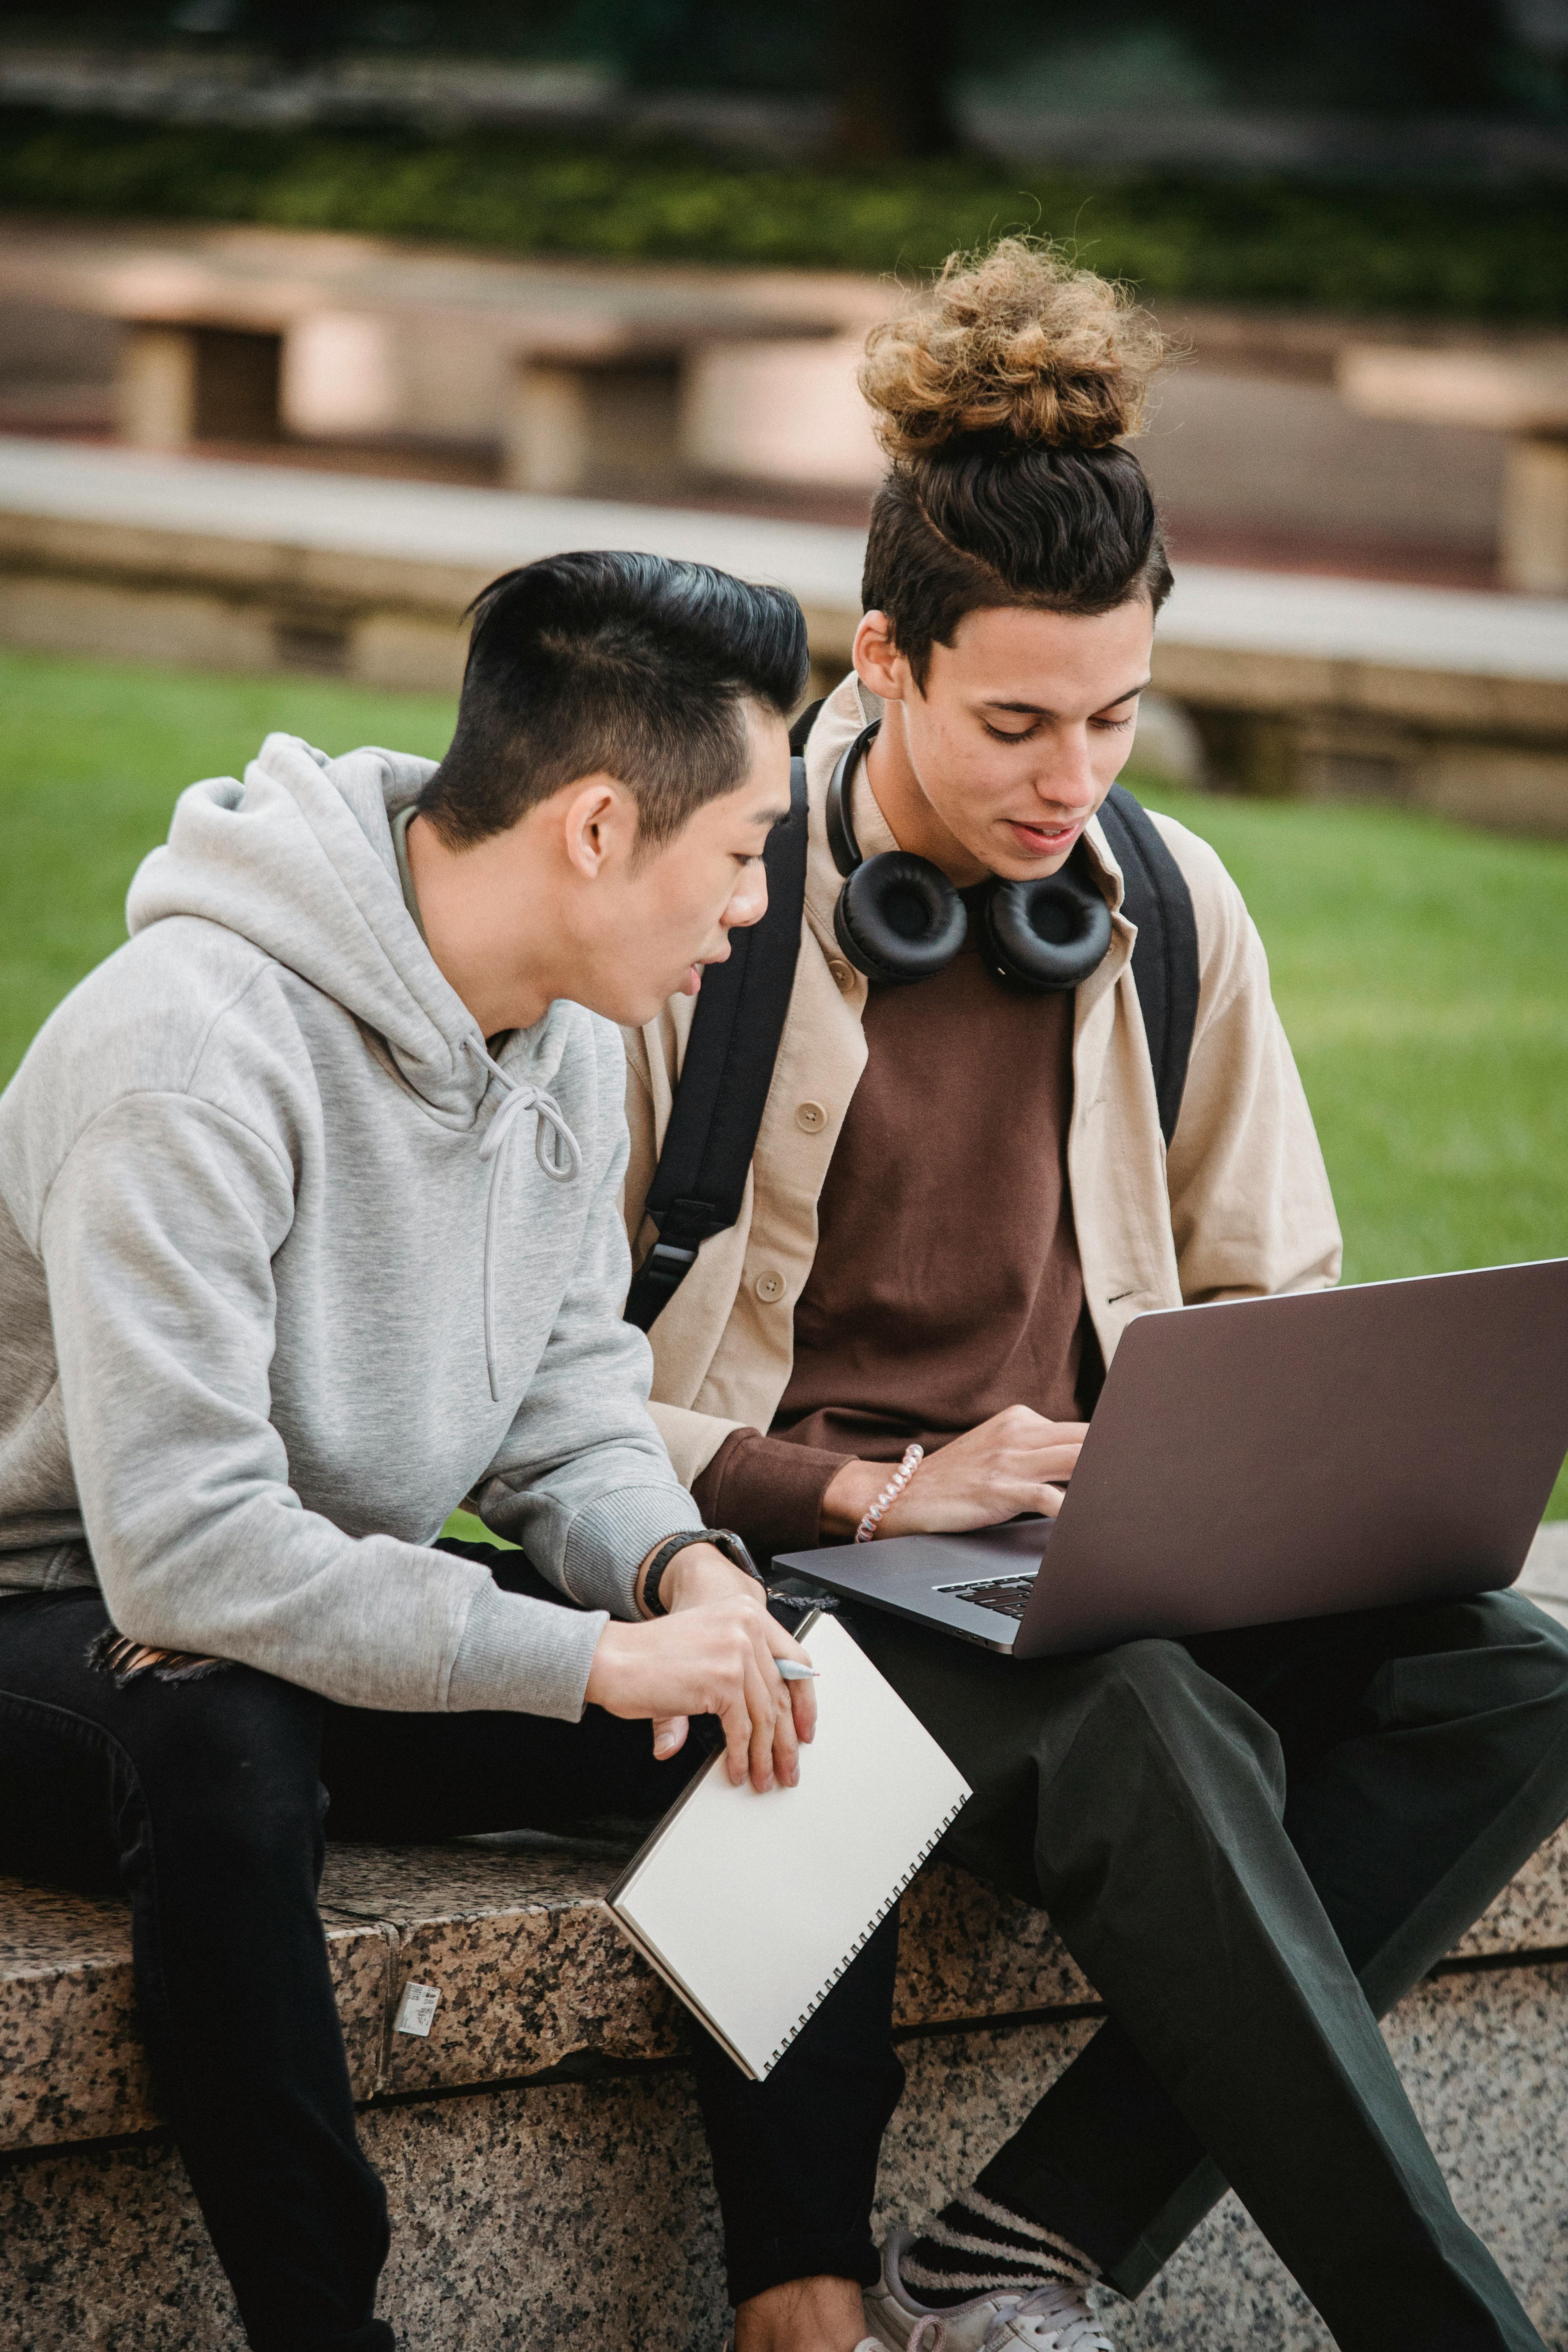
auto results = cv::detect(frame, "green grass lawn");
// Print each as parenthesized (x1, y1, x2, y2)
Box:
(3, 643, 1564, 1513)
(0, 649, 457, 1084)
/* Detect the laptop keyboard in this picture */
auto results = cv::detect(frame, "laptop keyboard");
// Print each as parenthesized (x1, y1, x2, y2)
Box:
(937, 1574, 1036, 1621)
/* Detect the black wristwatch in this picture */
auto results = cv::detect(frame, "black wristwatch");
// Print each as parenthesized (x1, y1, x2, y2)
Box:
(642, 1528, 764, 1617)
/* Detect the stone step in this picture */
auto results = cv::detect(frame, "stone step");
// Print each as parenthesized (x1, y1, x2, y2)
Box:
(0, 1836, 1100, 2156)
(5, 1546, 1567, 2346)
(4, 1811, 1566, 2159)
(3, 1933, 1565, 2349)
(5, 1523, 1566, 2156)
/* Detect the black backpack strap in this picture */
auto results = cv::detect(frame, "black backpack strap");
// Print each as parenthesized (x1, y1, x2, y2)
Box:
(624, 744, 812, 1332)
(788, 697, 825, 755)
(1096, 783, 1201, 1149)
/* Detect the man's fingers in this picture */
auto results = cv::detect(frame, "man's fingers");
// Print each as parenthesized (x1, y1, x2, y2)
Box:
(758, 1615, 816, 1757)
(998, 1441, 1082, 1477)
(718, 1681, 754, 1786)
(762, 1648, 802, 1787)
(741, 1649, 778, 1791)
(758, 1612, 814, 1668)
(768, 1694, 800, 1789)
(744, 1615, 814, 1778)
(786, 1672, 817, 1746)
(745, 1618, 803, 1793)
(994, 1475, 1069, 1518)
(627, 1604, 817, 1791)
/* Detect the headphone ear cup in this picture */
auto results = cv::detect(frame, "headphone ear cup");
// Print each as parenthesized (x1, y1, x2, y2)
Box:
(834, 852, 969, 986)
(981, 870, 1113, 992)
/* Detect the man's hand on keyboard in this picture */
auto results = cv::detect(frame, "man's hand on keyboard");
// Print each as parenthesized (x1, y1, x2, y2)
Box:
(821, 1406, 1086, 1542)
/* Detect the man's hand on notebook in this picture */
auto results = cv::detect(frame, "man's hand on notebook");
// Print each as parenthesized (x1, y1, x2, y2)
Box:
(820, 1406, 1088, 1542)
(585, 1546, 816, 1794)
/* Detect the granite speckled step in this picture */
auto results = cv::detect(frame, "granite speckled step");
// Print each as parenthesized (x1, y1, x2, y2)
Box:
(0, 1834, 1102, 2155)
(4, 1532, 1568, 2349)
(3, 1808, 1566, 2157)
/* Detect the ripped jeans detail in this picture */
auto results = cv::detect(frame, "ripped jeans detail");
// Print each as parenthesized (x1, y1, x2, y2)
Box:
(87, 1627, 232, 1685)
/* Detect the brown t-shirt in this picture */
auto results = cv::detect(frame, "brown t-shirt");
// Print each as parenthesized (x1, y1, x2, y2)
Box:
(693, 907, 1091, 1554)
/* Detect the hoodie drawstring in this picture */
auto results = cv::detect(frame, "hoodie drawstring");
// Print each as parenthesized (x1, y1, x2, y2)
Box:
(469, 1042, 583, 1402)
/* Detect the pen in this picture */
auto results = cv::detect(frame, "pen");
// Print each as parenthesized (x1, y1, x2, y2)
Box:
(774, 1659, 819, 1681)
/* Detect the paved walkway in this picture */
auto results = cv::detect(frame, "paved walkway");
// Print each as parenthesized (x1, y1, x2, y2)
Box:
(0, 434, 868, 612)
(3, 436, 1566, 681)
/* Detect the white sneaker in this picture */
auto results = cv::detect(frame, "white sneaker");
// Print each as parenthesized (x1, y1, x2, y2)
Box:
(862, 2229, 1114, 2352)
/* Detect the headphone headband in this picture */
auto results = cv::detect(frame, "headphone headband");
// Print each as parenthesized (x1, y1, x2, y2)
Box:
(825, 719, 881, 878)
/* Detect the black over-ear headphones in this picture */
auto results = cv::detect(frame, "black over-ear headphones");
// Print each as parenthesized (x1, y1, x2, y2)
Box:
(826, 721, 1114, 992)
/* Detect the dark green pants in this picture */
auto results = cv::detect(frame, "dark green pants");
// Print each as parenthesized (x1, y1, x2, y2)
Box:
(849, 1587, 1568, 2351)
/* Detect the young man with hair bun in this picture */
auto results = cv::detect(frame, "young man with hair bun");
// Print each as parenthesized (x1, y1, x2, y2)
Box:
(625, 242, 1568, 2352)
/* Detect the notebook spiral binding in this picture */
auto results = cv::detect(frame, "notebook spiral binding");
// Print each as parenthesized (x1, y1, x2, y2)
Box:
(762, 1792, 970, 2073)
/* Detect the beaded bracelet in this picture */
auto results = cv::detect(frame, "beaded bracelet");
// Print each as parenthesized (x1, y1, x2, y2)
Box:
(854, 1443, 925, 1544)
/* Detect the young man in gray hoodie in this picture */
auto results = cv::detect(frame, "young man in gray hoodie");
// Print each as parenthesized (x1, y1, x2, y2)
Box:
(0, 552, 849, 2352)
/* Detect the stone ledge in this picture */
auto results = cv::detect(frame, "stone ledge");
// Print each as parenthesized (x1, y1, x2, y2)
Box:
(7, 501, 1566, 743)
(4, 1816, 1566, 2158)
(6, 1965, 1567, 2352)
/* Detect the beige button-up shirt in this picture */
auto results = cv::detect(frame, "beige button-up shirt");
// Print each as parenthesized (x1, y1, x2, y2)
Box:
(623, 673, 1342, 1490)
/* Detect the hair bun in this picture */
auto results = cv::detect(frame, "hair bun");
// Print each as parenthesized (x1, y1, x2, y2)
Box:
(859, 236, 1167, 464)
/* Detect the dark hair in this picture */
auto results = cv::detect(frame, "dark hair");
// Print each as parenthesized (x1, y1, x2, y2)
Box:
(858, 238, 1173, 686)
(862, 445, 1172, 689)
(418, 550, 809, 850)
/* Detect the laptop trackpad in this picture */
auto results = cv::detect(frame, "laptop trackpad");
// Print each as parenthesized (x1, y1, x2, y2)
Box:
(831, 1516, 1049, 1576)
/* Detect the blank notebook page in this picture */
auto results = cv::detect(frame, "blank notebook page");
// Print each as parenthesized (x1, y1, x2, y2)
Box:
(608, 1611, 971, 2079)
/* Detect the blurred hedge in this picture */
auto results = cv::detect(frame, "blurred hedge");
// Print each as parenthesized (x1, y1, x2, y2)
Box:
(3, 109, 1566, 316)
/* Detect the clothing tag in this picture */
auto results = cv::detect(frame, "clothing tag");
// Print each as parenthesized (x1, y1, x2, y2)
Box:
(393, 1982, 441, 2037)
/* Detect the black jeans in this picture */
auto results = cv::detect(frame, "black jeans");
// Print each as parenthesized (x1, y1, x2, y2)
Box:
(846, 1586, 1568, 2352)
(0, 1544, 901, 2348)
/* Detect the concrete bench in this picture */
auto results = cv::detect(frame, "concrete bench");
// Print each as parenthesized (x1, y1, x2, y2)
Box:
(2, 1831, 1567, 2350)
(4, 1529, 1568, 2351)
(503, 319, 840, 500)
(0, 221, 871, 486)
(1338, 345, 1568, 597)
(118, 322, 285, 453)
(10, 216, 1568, 587)
(114, 307, 838, 501)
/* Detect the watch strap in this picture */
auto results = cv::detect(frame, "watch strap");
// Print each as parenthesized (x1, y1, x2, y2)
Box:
(642, 1527, 764, 1617)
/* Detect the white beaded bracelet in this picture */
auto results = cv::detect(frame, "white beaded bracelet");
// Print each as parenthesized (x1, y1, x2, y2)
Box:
(854, 1443, 925, 1544)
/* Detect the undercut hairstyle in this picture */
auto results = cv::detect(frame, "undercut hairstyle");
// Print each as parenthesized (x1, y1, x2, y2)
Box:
(416, 550, 809, 850)
(858, 238, 1174, 686)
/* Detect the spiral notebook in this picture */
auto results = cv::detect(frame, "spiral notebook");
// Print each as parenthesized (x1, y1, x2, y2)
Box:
(607, 1609, 971, 2079)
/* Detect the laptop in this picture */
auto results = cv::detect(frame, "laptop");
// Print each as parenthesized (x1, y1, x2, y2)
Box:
(774, 1260, 1568, 1659)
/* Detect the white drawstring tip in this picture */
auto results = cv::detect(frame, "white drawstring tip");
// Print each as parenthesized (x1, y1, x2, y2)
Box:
(533, 1113, 582, 1184)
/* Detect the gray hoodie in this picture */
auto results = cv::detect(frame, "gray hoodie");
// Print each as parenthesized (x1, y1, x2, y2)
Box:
(0, 734, 703, 1720)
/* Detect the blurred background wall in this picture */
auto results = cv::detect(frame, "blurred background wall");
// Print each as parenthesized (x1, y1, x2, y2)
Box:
(1, 0, 1565, 573)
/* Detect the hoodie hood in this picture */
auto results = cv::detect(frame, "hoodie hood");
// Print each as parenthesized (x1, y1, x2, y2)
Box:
(127, 733, 484, 1120)
(125, 733, 591, 1398)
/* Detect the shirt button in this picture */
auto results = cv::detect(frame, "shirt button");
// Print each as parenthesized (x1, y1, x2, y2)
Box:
(828, 959, 854, 992)
(795, 1101, 827, 1133)
(754, 1270, 786, 1303)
